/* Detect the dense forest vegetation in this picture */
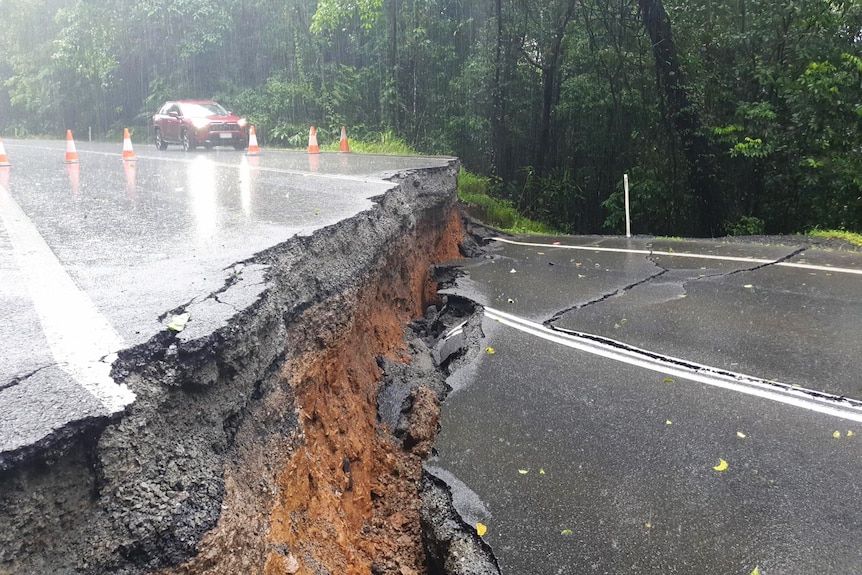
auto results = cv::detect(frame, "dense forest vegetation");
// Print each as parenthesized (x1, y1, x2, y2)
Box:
(1, 0, 861, 236)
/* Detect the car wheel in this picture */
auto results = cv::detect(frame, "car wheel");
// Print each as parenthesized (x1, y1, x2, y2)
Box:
(182, 129, 194, 152)
(154, 129, 168, 150)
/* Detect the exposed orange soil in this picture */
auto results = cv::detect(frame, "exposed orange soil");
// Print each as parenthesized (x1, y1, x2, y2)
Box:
(265, 210, 463, 575)
(159, 207, 463, 575)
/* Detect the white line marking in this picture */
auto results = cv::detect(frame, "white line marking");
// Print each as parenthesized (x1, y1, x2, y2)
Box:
(491, 237, 862, 276)
(444, 320, 468, 341)
(0, 181, 135, 413)
(484, 306, 862, 422)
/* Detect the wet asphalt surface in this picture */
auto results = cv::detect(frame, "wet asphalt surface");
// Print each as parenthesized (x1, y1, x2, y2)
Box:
(432, 235, 862, 574)
(0, 138, 451, 458)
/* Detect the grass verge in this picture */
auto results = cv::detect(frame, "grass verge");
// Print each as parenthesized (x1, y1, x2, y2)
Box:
(319, 130, 418, 155)
(808, 229, 862, 246)
(457, 169, 557, 235)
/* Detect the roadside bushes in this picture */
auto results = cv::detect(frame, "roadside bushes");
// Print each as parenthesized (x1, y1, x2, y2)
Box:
(457, 169, 556, 234)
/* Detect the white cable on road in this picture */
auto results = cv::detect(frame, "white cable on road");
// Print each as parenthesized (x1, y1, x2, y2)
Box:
(491, 237, 862, 276)
(484, 306, 862, 423)
(0, 181, 135, 413)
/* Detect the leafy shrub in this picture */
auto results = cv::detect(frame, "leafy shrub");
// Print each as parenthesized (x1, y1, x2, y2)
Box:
(726, 215, 766, 236)
(457, 169, 557, 234)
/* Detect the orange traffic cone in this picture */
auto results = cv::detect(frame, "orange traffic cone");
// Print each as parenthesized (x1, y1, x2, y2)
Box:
(246, 125, 260, 156)
(122, 128, 136, 162)
(64, 130, 80, 164)
(339, 126, 350, 153)
(308, 126, 320, 154)
(0, 136, 10, 166)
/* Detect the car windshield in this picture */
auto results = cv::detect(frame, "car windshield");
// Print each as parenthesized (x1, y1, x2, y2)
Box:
(179, 102, 228, 117)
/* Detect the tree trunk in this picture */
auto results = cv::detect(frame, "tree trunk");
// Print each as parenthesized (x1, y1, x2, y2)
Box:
(638, 0, 722, 236)
(533, 0, 577, 178)
(492, 0, 505, 177)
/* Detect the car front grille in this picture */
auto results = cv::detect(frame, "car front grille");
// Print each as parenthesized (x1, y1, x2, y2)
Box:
(208, 122, 240, 132)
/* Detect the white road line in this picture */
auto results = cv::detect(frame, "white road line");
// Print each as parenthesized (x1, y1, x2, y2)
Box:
(491, 237, 862, 276)
(0, 181, 135, 412)
(443, 320, 468, 341)
(484, 306, 862, 422)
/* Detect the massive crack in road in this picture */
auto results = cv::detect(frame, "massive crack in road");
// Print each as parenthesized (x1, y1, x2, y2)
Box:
(0, 162, 497, 575)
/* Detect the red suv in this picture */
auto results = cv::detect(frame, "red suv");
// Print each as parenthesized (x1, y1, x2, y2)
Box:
(153, 100, 249, 151)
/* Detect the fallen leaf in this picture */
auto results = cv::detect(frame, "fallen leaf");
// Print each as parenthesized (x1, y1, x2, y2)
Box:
(737, 431, 747, 439)
(507, 298, 515, 303)
(713, 458, 728, 472)
(539, 468, 546, 475)
(750, 567, 760, 575)
(167, 312, 190, 332)
(744, 284, 754, 289)
(645, 522, 652, 529)
(614, 323, 621, 329)
(848, 430, 855, 437)
(560, 529, 573, 536)
(486, 347, 495, 355)
(663, 377, 673, 384)
(518, 469, 529, 475)
(666, 420, 672, 426)
(476, 522, 487, 537)
(833, 430, 841, 439)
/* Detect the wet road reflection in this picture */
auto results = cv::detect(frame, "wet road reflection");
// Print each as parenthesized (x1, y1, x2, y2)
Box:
(187, 156, 218, 242)
(66, 163, 80, 197)
(124, 161, 136, 201)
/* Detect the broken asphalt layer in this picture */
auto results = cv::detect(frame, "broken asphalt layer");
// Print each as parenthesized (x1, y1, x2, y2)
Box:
(431, 230, 862, 574)
(0, 141, 452, 464)
(0, 141, 489, 574)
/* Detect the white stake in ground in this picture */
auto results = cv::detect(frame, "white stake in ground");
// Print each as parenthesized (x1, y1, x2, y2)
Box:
(624, 173, 631, 238)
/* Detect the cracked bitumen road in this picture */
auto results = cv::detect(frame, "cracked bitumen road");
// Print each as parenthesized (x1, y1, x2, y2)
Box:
(431, 234, 862, 575)
(0, 138, 452, 464)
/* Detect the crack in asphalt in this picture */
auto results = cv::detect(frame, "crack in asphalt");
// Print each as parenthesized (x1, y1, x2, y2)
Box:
(1, 364, 56, 392)
(545, 246, 810, 328)
(212, 294, 241, 313)
(544, 268, 669, 327)
(719, 246, 809, 276)
(514, 314, 862, 415)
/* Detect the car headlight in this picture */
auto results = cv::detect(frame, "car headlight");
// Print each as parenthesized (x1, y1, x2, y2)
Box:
(191, 118, 209, 129)
(238, 118, 248, 128)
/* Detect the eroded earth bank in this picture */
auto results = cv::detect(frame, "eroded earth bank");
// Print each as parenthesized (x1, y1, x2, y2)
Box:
(0, 163, 498, 575)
